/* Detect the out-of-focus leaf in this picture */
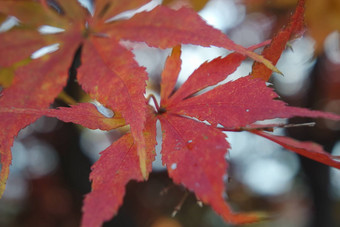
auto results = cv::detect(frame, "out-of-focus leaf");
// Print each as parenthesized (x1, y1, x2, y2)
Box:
(94, 0, 152, 21)
(0, 30, 81, 197)
(244, 0, 340, 54)
(0, 0, 67, 27)
(305, 0, 340, 53)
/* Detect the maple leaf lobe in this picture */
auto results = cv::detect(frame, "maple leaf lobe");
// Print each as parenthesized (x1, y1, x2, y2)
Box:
(81, 109, 157, 227)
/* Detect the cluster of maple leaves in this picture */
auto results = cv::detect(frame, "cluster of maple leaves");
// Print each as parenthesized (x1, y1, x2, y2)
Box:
(1, 0, 340, 226)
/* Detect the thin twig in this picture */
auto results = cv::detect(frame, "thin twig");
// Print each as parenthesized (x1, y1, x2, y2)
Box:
(219, 122, 316, 132)
(171, 191, 189, 217)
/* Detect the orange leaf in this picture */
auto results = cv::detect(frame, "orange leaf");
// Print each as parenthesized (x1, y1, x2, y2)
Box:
(94, 0, 152, 22)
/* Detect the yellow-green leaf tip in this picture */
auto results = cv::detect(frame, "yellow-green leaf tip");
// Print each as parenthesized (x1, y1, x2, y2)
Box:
(0, 165, 9, 198)
(253, 211, 273, 221)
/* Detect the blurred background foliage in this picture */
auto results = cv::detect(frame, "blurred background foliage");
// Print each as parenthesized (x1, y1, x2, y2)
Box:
(0, 0, 340, 226)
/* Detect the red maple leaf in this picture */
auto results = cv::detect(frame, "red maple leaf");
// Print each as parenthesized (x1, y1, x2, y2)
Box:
(0, 0, 276, 196)
(154, 40, 340, 224)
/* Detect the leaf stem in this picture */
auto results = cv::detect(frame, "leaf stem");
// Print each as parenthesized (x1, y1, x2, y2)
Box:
(146, 94, 160, 112)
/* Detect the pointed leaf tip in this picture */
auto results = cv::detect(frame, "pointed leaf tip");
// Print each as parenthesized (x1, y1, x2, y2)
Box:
(246, 50, 281, 75)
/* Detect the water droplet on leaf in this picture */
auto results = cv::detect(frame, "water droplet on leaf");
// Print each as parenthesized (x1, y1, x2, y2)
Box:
(171, 163, 177, 170)
(92, 100, 114, 118)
